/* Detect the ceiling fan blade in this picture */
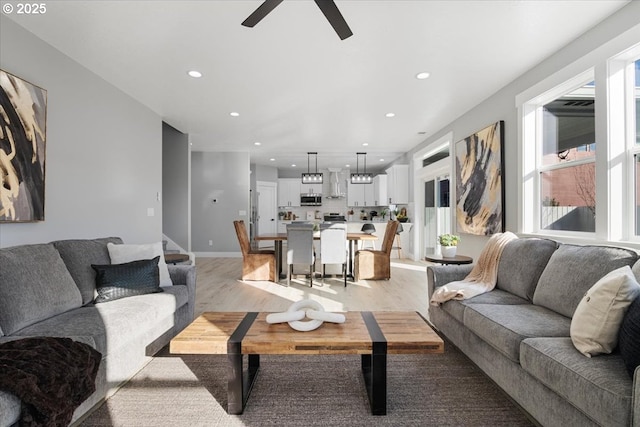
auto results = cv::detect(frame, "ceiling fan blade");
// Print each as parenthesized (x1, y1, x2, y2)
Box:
(314, 0, 353, 40)
(241, 0, 284, 28)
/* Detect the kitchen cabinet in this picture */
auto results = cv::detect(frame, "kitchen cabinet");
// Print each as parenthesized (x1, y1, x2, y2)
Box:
(300, 183, 322, 195)
(347, 182, 375, 207)
(278, 178, 301, 207)
(373, 174, 388, 206)
(386, 165, 409, 204)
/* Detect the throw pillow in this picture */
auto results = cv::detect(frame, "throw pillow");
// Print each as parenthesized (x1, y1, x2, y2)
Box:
(107, 242, 172, 287)
(570, 266, 640, 357)
(92, 256, 163, 303)
(619, 295, 640, 378)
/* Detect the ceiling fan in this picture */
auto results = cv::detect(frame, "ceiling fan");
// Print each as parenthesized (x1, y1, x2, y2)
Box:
(242, 0, 353, 40)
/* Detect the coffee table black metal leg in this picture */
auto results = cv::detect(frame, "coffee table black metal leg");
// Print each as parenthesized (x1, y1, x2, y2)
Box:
(361, 311, 387, 415)
(227, 312, 259, 414)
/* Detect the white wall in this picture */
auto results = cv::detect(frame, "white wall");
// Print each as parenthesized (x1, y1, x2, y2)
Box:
(0, 16, 163, 247)
(406, 1, 640, 259)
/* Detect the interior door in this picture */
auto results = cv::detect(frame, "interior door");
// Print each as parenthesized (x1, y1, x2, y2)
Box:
(257, 181, 277, 248)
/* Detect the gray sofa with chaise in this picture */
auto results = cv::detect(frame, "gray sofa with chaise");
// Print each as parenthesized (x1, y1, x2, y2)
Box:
(0, 237, 196, 426)
(427, 238, 640, 426)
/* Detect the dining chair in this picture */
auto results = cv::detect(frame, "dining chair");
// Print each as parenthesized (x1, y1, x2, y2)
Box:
(286, 223, 315, 287)
(319, 222, 348, 287)
(354, 220, 399, 281)
(233, 220, 276, 282)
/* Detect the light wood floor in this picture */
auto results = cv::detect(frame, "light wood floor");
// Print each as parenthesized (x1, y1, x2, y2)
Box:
(194, 257, 431, 319)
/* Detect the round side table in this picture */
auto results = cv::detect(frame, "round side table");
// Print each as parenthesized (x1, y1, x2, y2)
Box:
(425, 254, 473, 265)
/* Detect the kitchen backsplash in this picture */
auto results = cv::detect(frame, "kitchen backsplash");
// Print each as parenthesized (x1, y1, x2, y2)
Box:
(279, 197, 402, 222)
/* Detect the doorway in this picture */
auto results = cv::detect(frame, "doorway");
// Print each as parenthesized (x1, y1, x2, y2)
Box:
(257, 181, 277, 248)
(424, 175, 451, 255)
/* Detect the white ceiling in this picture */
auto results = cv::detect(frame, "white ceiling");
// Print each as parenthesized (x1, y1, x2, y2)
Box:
(6, 0, 629, 172)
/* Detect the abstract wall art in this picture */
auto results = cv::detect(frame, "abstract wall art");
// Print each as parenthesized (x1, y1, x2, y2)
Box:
(455, 120, 505, 235)
(0, 69, 47, 222)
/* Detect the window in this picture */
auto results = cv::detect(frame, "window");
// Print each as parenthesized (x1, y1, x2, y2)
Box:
(520, 45, 640, 243)
(634, 59, 640, 235)
(538, 81, 596, 232)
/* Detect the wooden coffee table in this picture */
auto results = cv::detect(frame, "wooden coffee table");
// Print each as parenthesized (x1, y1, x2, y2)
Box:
(170, 311, 444, 415)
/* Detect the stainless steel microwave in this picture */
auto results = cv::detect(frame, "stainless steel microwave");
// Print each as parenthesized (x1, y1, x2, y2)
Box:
(300, 194, 322, 206)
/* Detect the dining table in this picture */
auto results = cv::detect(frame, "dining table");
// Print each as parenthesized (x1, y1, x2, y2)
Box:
(254, 232, 378, 281)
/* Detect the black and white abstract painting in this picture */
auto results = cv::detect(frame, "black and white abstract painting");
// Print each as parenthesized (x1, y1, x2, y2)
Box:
(0, 69, 47, 222)
(455, 121, 504, 235)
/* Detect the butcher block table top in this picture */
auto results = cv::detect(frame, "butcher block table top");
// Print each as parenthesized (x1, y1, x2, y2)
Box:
(170, 311, 444, 355)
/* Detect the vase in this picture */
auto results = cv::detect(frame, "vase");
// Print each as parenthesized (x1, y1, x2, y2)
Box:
(441, 246, 457, 258)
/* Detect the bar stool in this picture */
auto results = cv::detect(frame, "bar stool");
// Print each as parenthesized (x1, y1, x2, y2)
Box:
(392, 223, 403, 258)
(360, 223, 376, 250)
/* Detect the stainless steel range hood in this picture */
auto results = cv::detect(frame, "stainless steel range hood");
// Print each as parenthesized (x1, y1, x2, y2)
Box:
(326, 168, 346, 199)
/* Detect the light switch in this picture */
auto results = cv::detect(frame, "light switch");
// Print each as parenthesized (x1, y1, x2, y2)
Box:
(147, 208, 155, 217)
(239, 210, 247, 216)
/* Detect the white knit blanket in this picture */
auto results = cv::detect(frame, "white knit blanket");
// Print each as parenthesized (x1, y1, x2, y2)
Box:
(429, 232, 518, 306)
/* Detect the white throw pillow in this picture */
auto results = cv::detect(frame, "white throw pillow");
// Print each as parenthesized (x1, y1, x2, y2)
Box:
(570, 266, 640, 357)
(107, 242, 173, 287)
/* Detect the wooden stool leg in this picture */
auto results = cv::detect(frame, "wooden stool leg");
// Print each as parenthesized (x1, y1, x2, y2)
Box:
(394, 235, 402, 259)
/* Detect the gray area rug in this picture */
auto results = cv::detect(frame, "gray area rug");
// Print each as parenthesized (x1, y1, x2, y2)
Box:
(81, 345, 533, 426)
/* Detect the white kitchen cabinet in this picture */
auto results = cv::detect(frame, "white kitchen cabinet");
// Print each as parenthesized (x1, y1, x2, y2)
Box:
(278, 178, 301, 207)
(386, 165, 409, 204)
(347, 182, 375, 207)
(373, 174, 388, 206)
(300, 183, 322, 195)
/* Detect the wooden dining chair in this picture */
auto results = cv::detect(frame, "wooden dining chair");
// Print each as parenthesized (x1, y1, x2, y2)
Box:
(319, 222, 348, 287)
(286, 223, 315, 287)
(354, 220, 399, 281)
(233, 220, 276, 282)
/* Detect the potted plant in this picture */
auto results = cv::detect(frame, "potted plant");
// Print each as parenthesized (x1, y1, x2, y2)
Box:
(438, 233, 460, 258)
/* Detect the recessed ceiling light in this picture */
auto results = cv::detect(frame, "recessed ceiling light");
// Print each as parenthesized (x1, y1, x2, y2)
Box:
(379, 158, 384, 162)
(362, 142, 369, 146)
(269, 158, 275, 161)
(254, 142, 261, 146)
(345, 164, 350, 168)
(188, 70, 202, 78)
(416, 72, 430, 80)
(230, 112, 240, 117)
(385, 113, 395, 118)
(291, 164, 296, 167)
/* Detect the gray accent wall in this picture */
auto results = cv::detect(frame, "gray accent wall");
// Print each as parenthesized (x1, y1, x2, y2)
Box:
(191, 151, 250, 253)
(162, 123, 189, 250)
(0, 16, 163, 248)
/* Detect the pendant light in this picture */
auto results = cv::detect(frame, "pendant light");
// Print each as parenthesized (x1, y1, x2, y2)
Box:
(301, 152, 323, 184)
(350, 152, 373, 184)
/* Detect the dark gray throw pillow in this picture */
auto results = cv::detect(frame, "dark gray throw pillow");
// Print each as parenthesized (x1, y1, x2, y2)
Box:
(92, 256, 162, 303)
(619, 296, 640, 378)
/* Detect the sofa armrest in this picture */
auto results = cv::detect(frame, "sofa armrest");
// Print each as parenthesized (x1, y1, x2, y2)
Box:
(633, 365, 640, 426)
(168, 264, 196, 320)
(427, 264, 473, 299)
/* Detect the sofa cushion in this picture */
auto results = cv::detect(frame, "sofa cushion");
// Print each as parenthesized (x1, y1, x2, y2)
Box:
(619, 295, 640, 378)
(53, 237, 123, 305)
(496, 238, 558, 301)
(107, 242, 172, 287)
(633, 258, 640, 283)
(441, 289, 530, 324)
(13, 286, 189, 356)
(533, 244, 638, 318)
(520, 337, 632, 427)
(92, 257, 162, 303)
(0, 243, 82, 335)
(570, 266, 640, 357)
(464, 303, 570, 362)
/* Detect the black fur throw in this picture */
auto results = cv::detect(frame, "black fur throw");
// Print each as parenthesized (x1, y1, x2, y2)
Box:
(0, 337, 101, 426)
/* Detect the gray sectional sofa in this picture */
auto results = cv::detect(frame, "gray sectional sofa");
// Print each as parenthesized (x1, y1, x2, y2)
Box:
(427, 237, 640, 427)
(0, 237, 196, 426)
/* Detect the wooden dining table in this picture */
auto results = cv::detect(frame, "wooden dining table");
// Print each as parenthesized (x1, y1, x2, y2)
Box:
(254, 232, 378, 280)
